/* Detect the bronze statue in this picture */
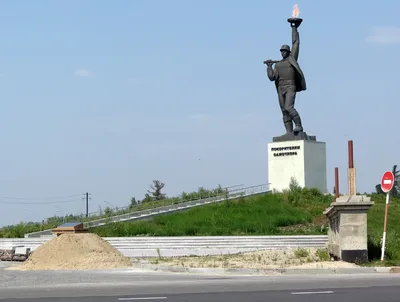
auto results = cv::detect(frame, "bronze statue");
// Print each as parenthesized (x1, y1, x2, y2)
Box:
(264, 11, 313, 142)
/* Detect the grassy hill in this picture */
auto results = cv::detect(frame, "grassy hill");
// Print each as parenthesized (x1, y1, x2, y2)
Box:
(0, 185, 228, 238)
(91, 189, 331, 237)
(365, 193, 400, 266)
(90, 187, 400, 265)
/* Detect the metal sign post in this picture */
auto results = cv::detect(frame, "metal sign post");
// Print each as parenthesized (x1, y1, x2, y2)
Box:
(380, 171, 395, 261)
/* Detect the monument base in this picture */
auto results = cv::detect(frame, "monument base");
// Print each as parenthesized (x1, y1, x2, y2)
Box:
(272, 131, 316, 143)
(323, 195, 374, 264)
(267, 138, 327, 193)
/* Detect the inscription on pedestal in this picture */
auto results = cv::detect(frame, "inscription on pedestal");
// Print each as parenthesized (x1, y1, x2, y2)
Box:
(271, 145, 301, 157)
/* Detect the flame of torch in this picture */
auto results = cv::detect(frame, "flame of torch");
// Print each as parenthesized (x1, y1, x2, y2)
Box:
(292, 4, 300, 18)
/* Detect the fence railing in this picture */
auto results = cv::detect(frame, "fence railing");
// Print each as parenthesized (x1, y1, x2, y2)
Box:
(85, 184, 247, 218)
(24, 184, 271, 238)
(43, 184, 245, 224)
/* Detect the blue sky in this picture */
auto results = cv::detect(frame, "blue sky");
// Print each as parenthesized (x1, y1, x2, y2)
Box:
(0, 0, 398, 226)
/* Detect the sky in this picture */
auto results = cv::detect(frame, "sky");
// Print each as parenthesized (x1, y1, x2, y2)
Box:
(0, 0, 398, 226)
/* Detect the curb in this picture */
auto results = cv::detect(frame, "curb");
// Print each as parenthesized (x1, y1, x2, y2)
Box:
(131, 261, 399, 275)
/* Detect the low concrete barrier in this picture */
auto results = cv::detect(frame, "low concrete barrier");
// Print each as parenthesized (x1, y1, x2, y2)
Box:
(0, 235, 328, 257)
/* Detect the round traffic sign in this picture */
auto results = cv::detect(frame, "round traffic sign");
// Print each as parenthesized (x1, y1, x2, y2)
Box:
(381, 171, 395, 193)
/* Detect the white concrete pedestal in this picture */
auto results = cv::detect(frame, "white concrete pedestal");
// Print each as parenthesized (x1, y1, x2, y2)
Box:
(267, 140, 327, 192)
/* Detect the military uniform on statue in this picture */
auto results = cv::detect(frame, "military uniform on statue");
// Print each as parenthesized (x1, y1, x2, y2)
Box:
(264, 14, 314, 143)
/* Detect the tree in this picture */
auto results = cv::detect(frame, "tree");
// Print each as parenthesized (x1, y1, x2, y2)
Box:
(104, 207, 113, 217)
(288, 176, 301, 192)
(375, 165, 400, 197)
(129, 197, 138, 208)
(147, 180, 166, 201)
(392, 165, 400, 197)
(141, 193, 153, 203)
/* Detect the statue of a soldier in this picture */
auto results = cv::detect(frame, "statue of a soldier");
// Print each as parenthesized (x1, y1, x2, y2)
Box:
(265, 20, 306, 136)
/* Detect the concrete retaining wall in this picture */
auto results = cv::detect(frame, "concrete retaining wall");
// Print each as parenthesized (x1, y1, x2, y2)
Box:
(0, 235, 328, 257)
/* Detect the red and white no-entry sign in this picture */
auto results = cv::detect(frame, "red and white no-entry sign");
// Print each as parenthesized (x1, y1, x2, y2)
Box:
(381, 170, 395, 261)
(381, 171, 395, 193)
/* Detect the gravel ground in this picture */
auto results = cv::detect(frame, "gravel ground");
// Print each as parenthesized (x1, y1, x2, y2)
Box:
(145, 247, 359, 269)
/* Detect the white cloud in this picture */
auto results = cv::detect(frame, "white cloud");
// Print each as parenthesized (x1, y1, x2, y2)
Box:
(366, 26, 400, 44)
(75, 68, 95, 77)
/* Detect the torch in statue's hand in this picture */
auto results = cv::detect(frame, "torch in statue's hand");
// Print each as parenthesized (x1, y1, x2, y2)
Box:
(287, 4, 303, 28)
(288, 18, 302, 28)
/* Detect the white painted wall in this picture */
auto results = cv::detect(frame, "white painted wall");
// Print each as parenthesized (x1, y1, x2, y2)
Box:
(267, 140, 327, 193)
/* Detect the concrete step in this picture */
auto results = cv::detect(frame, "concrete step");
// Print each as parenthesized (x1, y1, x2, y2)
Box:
(116, 245, 326, 250)
(106, 238, 328, 242)
(0, 241, 328, 248)
(0, 238, 328, 246)
(0, 235, 328, 257)
(115, 242, 326, 246)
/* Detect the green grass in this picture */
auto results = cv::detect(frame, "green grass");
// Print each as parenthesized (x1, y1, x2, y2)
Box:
(315, 248, 330, 261)
(0, 185, 227, 238)
(2, 177, 399, 265)
(364, 193, 400, 265)
(90, 188, 332, 237)
(294, 248, 310, 258)
(89, 187, 400, 265)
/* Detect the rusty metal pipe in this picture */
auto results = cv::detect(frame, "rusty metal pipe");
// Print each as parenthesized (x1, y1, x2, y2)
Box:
(348, 140, 354, 168)
(335, 167, 339, 198)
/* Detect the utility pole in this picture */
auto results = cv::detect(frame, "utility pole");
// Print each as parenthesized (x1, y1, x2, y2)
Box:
(84, 192, 91, 217)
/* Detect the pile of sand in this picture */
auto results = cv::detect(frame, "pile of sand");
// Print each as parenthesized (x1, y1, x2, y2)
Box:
(9, 233, 132, 271)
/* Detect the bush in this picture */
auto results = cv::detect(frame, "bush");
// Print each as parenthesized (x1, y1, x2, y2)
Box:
(294, 248, 309, 258)
(315, 248, 330, 261)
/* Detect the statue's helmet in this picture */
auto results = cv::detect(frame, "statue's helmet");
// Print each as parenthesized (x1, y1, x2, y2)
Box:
(280, 44, 290, 52)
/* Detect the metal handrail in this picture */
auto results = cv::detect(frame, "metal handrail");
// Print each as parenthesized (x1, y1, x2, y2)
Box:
(25, 184, 271, 237)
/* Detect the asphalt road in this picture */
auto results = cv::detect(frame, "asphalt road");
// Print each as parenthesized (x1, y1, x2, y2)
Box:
(1, 262, 400, 301)
(2, 286, 400, 302)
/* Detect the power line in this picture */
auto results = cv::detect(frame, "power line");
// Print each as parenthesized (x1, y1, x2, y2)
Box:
(0, 199, 83, 205)
(0, 194, 83, 201)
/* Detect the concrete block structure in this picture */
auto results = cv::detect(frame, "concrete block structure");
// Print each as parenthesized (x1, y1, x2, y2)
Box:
(323, 140, 374, 264)
(267, 140, 327, 192)
(324, 195, 373, 263)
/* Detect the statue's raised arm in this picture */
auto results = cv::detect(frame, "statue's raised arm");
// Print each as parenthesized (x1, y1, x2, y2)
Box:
(291, 25, 300, 61)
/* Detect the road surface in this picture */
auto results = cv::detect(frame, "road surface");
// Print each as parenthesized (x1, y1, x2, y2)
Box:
(2, 286, 400, 301)
(1, 262, 400, 301)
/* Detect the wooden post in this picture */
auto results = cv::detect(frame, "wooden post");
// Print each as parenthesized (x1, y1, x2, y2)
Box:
(348, 140, 356, 196)
(335, 167, 339, 199)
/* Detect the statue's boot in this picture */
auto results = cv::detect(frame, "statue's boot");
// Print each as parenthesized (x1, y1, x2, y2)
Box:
(292, 114, 303, 133)
(283, 119, 293, 134)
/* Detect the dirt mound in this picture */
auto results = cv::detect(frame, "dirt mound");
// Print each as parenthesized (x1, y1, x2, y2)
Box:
(10, 233, 132, 271)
